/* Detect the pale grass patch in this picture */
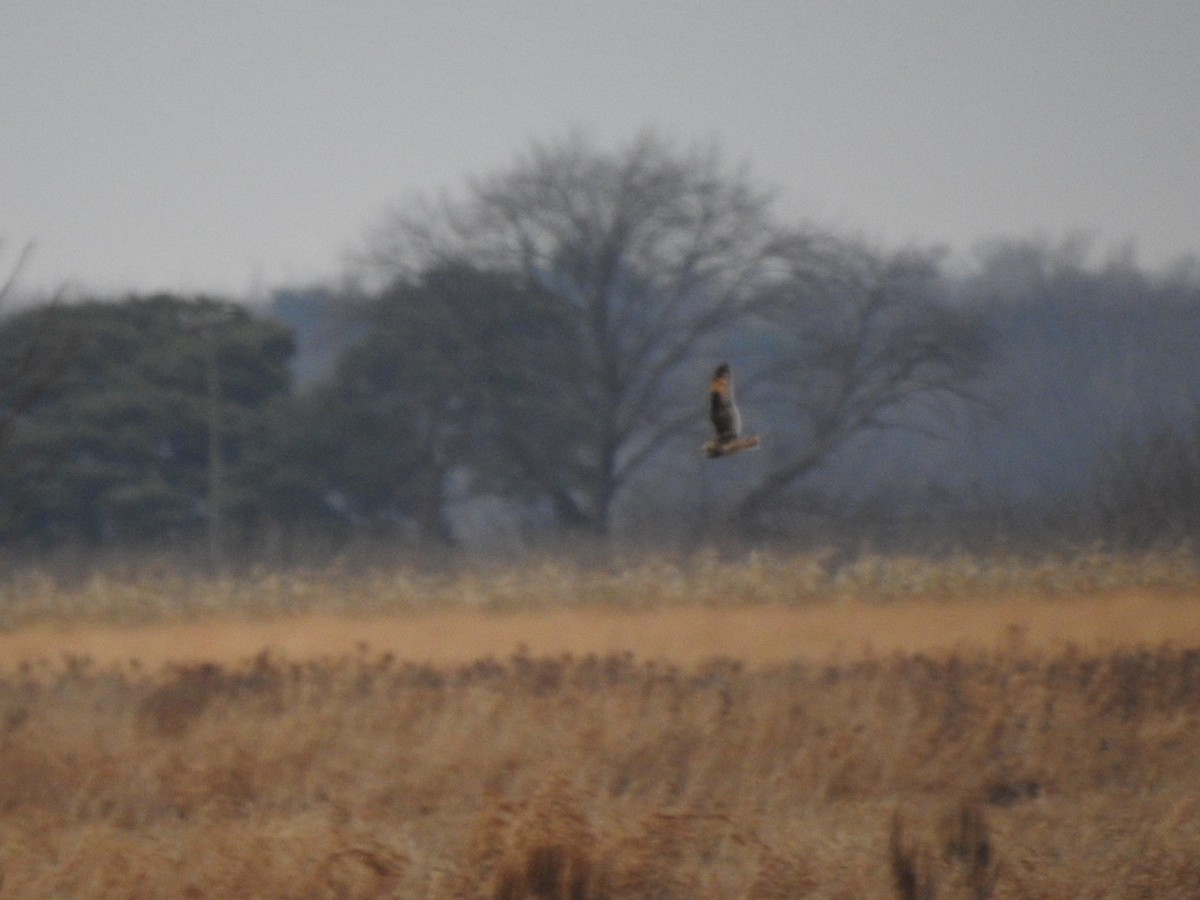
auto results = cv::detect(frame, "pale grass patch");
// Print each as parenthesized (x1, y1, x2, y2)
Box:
(0, 545, 1197, 632)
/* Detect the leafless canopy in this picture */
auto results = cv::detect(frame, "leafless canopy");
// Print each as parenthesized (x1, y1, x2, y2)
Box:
(367, 132, 784, 532)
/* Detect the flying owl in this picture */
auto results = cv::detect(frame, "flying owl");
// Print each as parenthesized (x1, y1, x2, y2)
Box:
(704, 362, 761, 458)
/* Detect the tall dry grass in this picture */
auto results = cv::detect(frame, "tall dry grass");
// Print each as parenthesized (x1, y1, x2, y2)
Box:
(0, 544, 1198, 629)
(0, 640, 1198, 897)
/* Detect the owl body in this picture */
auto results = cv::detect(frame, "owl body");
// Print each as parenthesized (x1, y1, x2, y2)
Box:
(703, 363, 760, 458)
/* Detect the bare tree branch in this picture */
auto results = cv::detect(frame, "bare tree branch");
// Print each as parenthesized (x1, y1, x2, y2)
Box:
(729, 240, 992, 532)
(366, 131, 783, 534)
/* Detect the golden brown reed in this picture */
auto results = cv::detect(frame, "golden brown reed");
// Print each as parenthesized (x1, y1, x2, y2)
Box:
(0, 550, 1198, 896)
(0, 639, 1199, 896)
(1, 547, 1200, 678)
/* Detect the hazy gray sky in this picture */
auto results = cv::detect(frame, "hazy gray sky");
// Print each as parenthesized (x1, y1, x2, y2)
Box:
(4, 1, 1198, 298)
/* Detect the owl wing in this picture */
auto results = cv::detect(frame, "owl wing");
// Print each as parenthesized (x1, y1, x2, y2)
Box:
(710, 381, 740, 443)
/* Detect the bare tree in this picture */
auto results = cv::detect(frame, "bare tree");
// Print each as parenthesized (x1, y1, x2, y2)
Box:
(367, 132, 783, 534)
(727, 237, 992, 536)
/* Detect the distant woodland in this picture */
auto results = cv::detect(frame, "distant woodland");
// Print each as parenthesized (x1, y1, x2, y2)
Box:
(3, 133, 1199, 567)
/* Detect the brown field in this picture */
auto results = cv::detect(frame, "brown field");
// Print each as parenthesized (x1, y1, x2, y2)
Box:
(0, 551, 1198, 897)
(2, 587, 1199, 672)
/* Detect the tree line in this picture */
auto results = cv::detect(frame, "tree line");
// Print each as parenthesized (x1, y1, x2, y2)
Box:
(3, 134, 1199, 565)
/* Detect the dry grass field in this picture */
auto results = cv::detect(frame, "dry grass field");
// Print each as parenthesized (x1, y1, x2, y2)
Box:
(0, 549, 1198, 897)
